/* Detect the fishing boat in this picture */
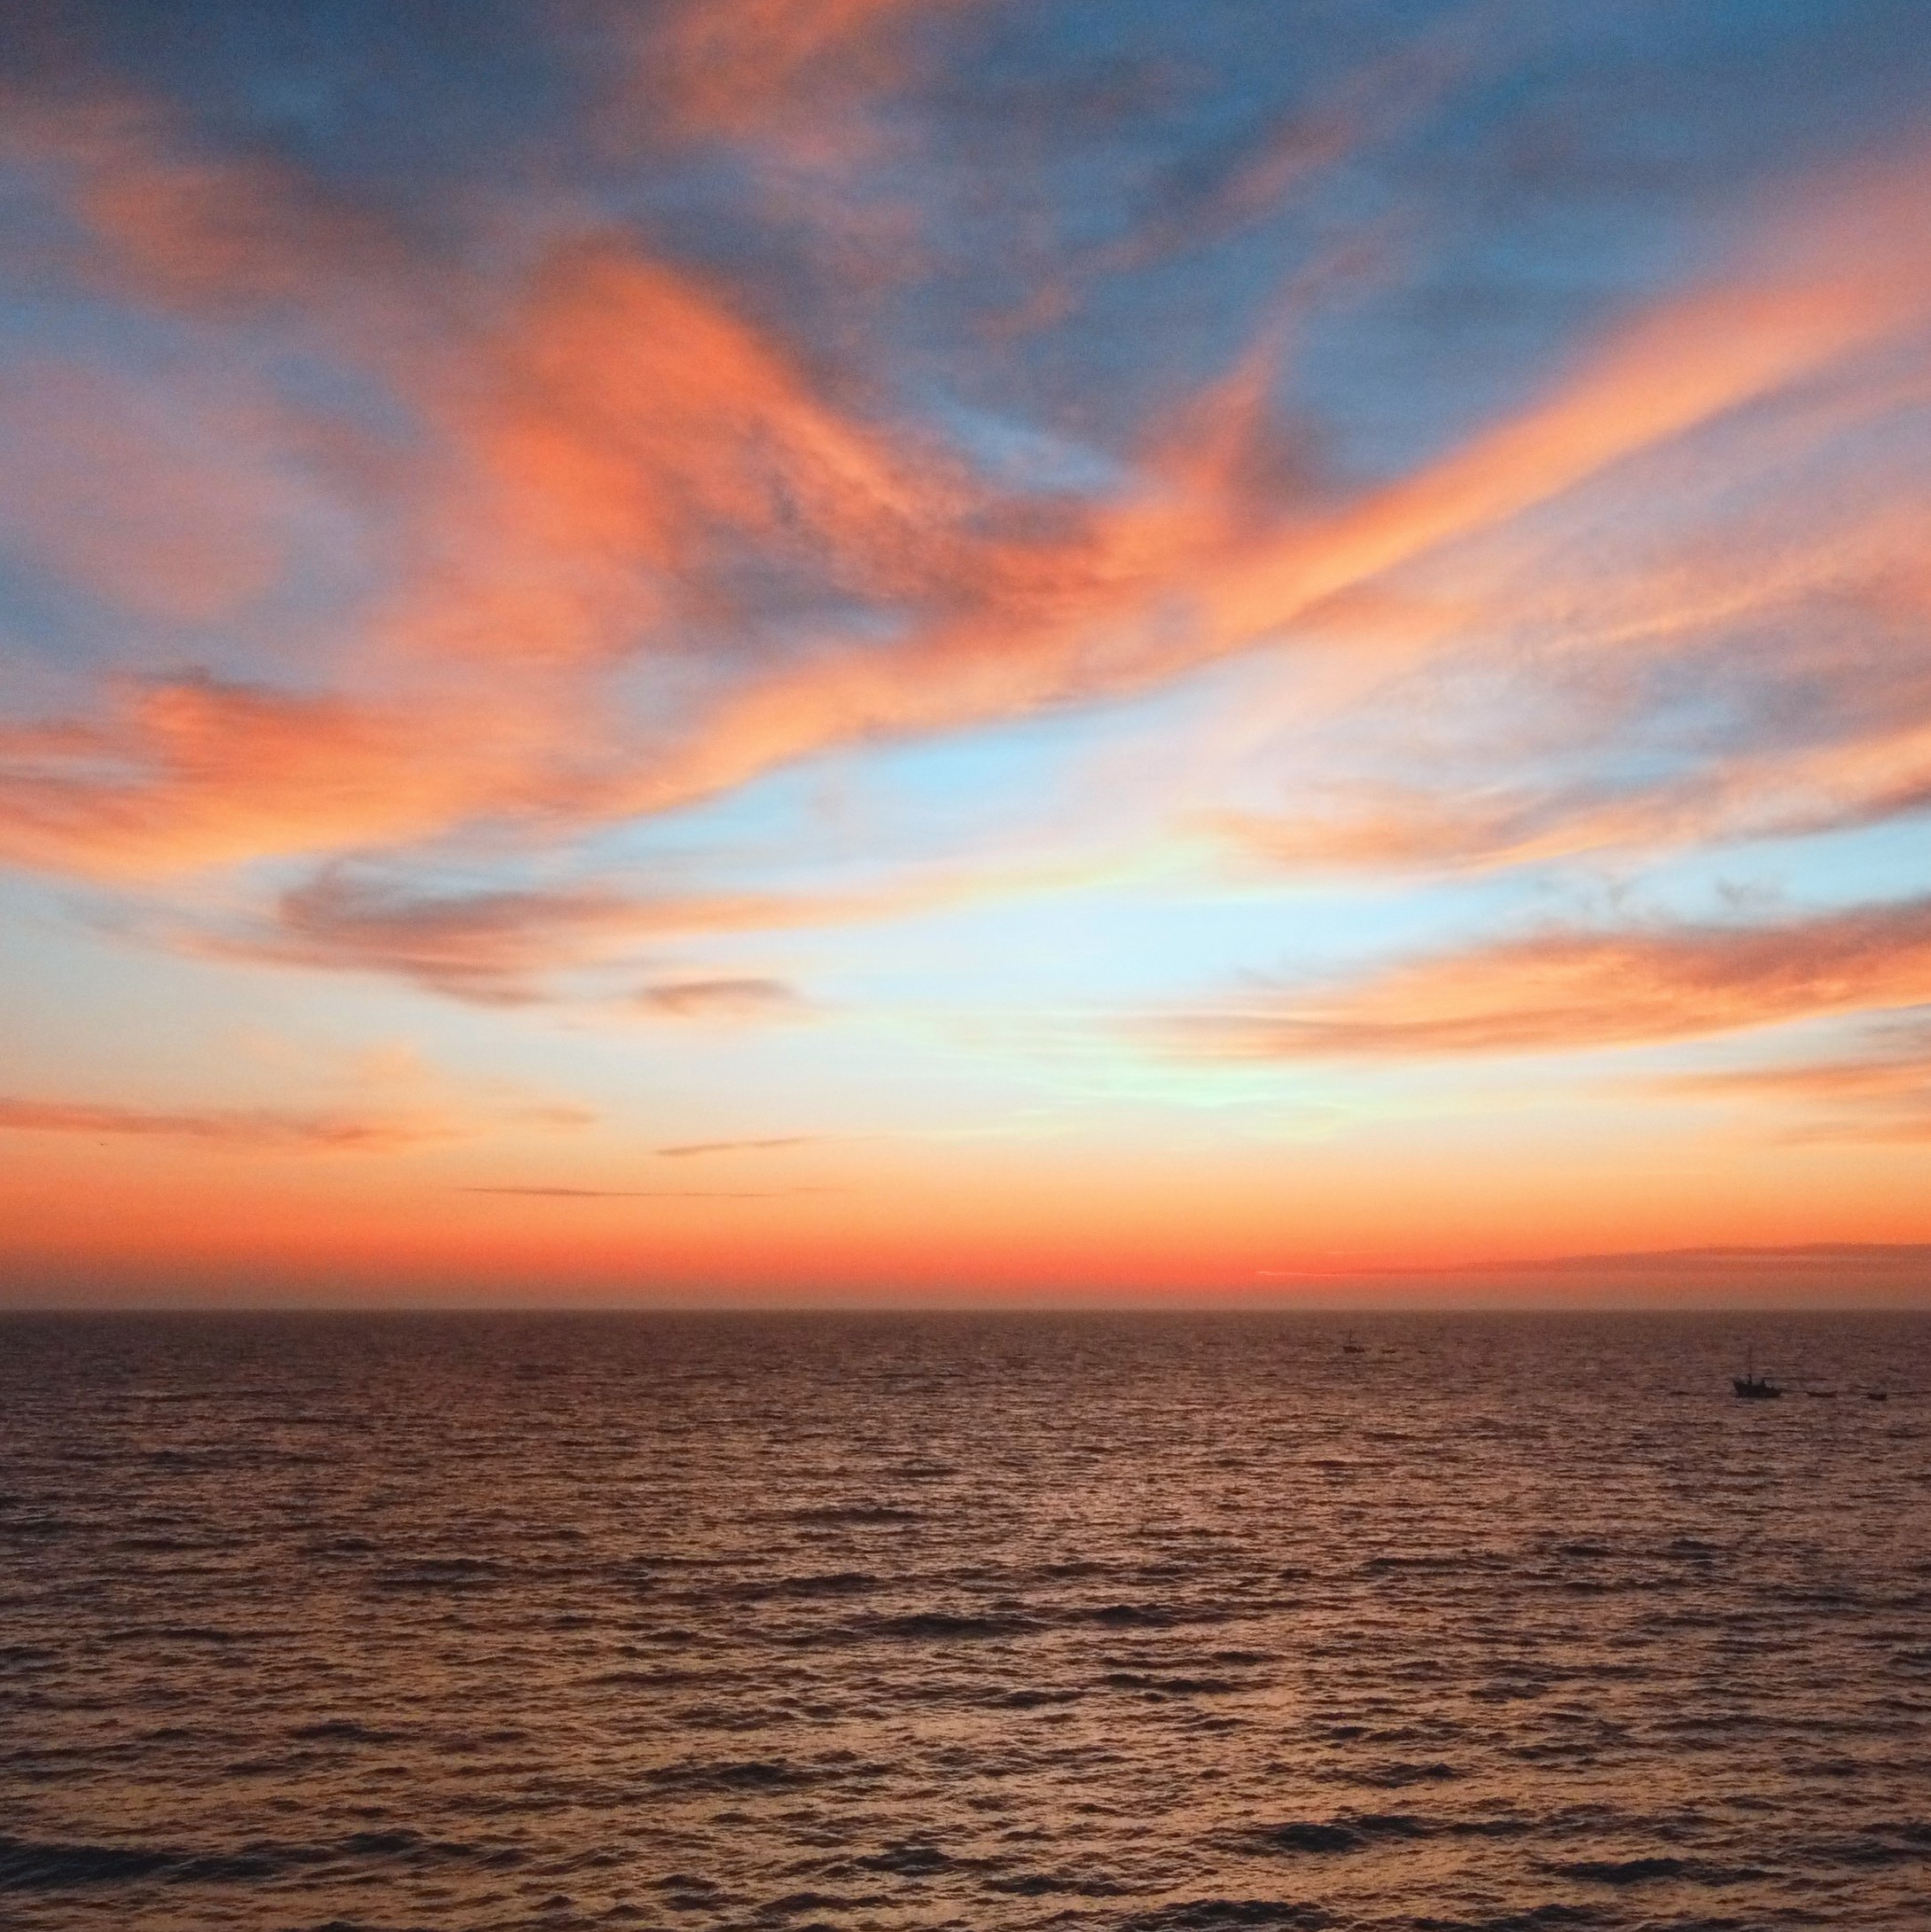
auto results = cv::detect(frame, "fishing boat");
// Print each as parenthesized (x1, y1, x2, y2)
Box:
(1732, 1354, 1781, 1400)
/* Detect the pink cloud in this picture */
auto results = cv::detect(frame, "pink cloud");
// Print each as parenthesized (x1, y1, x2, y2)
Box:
(1160, 896, 1931, 1060)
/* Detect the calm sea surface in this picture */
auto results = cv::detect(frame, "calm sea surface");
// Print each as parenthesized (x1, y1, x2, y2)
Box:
(3, 1311, 1928, 1931)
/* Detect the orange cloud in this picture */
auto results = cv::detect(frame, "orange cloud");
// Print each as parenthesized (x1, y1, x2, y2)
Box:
(656, 1134, 817, 1157)
(1185, 451, 1931, 882)
(215, 875, 742, 1005)
(1208, 252, 1931, 651)
(638, 979, 809, 1021)
(0, 677, 545, 877)
(1653, 1025, 1931, 1141)
(191, 865, 991, 1002)
(0, 361, 296, 623)
(1202, 787, 1558, 876)
(5, 68, 1930, 958)
(614, 159, 1931, 826)
(0, 1093, 462, 1154)
(1162, 897, 1931, 1060)
(0, 220, 988, 877)
(433, 240, 959, 659)
(1203, 702, 1931, 879)
(460, 1184, 837, 1199)
(1020, 7, 1491, 313)
(648, 0, 966, 137)
(0, 79, 410, 314)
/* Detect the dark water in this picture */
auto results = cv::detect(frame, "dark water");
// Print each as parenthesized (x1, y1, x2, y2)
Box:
(3, 1311, 1928, 1932)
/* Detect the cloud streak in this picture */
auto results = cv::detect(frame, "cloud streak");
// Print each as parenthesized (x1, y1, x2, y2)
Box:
(645, 0, 965, 137)
(1652, 1023, 1931, 1142)
(180, 864, 1025, 1003)
(1161, 897, 1931, 1061)
(637, 980, 809, 1021)
(655, 1135, 818, 1157)
(0, 1094, 465, 1154)
(460, 1185, 841, 1199)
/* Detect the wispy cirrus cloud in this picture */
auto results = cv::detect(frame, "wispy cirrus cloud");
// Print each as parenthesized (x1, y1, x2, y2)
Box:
(1191, 438, 1931, 880)
(637, 980, 809, 1021)
(8, 49, 1927, 900)
(643, 0, 970, 137)
(180, 865, 1000, 1004)
(655, 1134, 818, 1157)
(1349, 1240, 1931, 1279)
(461, 1184, 840, 1199)
(1650, 1021, 1931, 1143)
(0, 1093, 465, 1154)
(0, 1035, 593, 1154)
(1202, 708, 1931, 880)
(0, 76, 412, 315)
(0, 361, 301, 627)
(594, 156, 1931, 833)
(0, 677, 535, 879)
(1160, 896, 1931, 1061)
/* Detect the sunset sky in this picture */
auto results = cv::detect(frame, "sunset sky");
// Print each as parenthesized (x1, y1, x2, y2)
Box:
(5, 0, 1931, 1305)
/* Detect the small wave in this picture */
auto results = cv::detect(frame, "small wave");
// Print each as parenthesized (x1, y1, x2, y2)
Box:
(1404, 1909, 1604, 1930)
(1247, 1814, 1433, 1854)
(1249, 1823, 1364, 1854)
(645, 1757, 809, 1793)
(856, 1843, 949, 1874)
(988, 1869, 1128, 1896)
(101, 1624, 240, 1645)
(0, 1518, 82, 1538)
(1101, 1671, 1248, 1695)
(0, 1829, 493, 1893)
(1362, 1552, 1511, 1575)
(1544, 1856, 1696, 1885)
(727, 1569, 879, 1601)
(0, 1837, 176, 1889)
(867, 1611, 1036, 1639)
(367, 1558, 503, 1592)
(789, 1503, 920, 1523)
(761, 1890, 859, 1915)
(1117, 1897, 1333, 1929)
(1341, 1760, 1465, 1787)
(586, 1666, 711, 1688)
(1080, 1600, 1231, 1629)
(1805, 1821, 1931, 1866)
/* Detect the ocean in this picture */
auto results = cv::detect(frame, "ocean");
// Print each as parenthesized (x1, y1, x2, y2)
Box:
(2, 1310, 1927, 1931)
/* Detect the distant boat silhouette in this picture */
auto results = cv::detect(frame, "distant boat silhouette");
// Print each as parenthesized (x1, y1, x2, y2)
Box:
(1732, 1354, 1781, 1400)
(1341, 1330, 1365, 1356)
